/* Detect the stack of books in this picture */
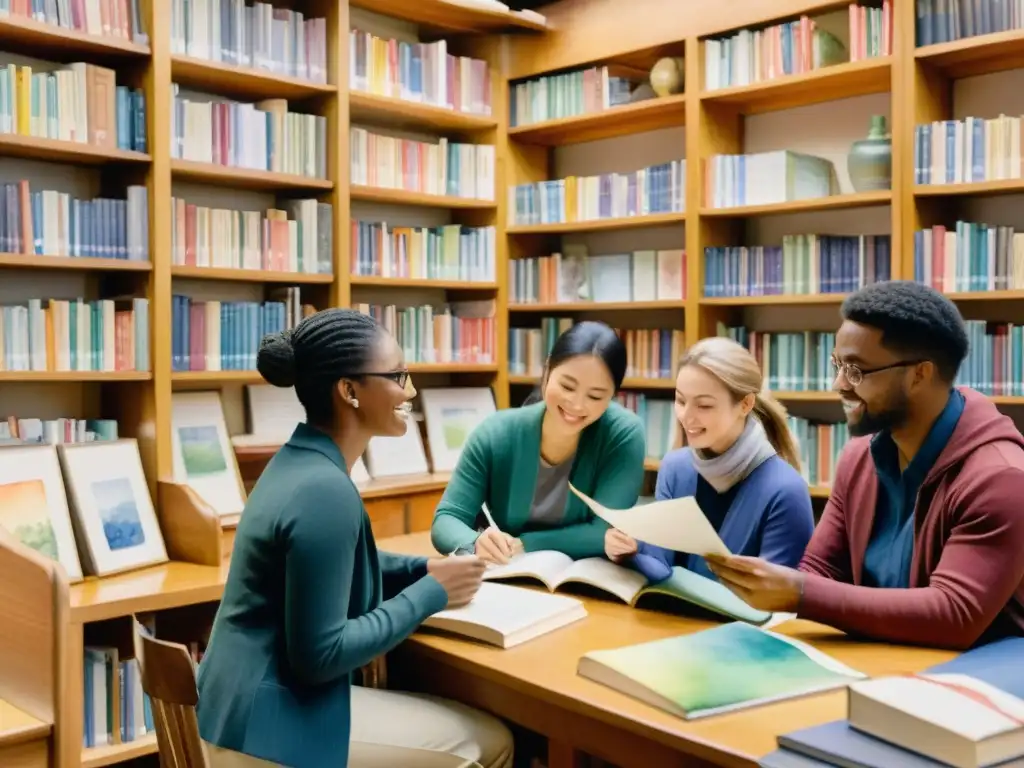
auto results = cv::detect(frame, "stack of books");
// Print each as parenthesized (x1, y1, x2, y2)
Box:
(761, 637, 1024, 768)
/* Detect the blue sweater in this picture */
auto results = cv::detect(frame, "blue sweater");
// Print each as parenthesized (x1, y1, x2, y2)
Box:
(633, 448, 815, 583)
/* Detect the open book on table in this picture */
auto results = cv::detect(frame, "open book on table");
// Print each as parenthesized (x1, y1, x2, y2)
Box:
(482, 550, 779, 626)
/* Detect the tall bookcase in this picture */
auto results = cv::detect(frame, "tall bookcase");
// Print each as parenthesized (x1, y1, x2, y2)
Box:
(0, 1, 537, 765)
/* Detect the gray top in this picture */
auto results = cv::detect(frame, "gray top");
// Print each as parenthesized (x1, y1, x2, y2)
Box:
(527, 455, 575, 525)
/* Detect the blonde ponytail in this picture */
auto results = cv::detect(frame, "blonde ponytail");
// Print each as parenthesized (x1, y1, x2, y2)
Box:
(752, 391, 802, 472)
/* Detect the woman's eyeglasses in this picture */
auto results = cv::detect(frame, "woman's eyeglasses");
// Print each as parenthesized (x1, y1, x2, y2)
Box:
(363, 370, 410, 388)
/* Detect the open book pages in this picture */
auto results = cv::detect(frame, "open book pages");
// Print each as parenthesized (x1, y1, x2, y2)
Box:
(568, 484, 730, 557)
(481, 550, 783, 626)
(483, 550, 647, 603)
(421, 582, 587, 649)
(848, 674, 1024, 768)
(578, 622, 865, 720)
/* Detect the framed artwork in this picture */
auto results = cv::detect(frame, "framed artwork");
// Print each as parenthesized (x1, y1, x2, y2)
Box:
(366, 418, 429, 478)
(420, 388, 496, 472)
(171, 391, 246, 518)
(58, 440, 168, 577)
(0, 444, 83, 581)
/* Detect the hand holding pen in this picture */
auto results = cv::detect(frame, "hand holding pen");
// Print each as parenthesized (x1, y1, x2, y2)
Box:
(473, 503, 521, 565)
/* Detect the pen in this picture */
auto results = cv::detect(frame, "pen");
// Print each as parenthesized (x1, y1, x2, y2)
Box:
(481, 502, 500, 531)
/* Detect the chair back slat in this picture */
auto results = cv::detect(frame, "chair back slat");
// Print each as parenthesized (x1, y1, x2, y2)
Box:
(133, 618, 208, 768)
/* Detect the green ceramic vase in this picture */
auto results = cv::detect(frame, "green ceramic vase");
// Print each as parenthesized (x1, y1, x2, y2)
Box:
(848, 115, 892, 192)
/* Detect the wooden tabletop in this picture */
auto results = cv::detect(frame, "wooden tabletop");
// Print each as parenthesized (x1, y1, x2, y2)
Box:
(378, 532, 957, 766)
(0, 699, 50, 747)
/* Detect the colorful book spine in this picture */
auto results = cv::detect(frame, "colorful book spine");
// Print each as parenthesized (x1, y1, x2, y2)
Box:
(350, 221, 495, 282)
(0, 298, 149, 372)
(170, 0, 328, 82)
(703, 235, 890, 297)
(349, 31, 491, 115)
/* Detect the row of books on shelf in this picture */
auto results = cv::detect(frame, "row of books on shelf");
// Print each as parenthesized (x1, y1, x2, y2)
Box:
(702, 235, 892, 298)
(171, 0, 329, 83)
(916, 0, 1021, 46)
(509, 247, 685, 305)
(914, 220, 1024, 292)
(0, 297, 149, 373)
(1, 60, 146, 152)
(5, 0, 148, 44)
(724, 322, 1024, 397)
(509, 160, 685, 226)
(703, 3, 891, 91)
(350, 127, 495, 201)
(0, 416, 118, 443)
(83, 649, 152, 749)
(172, 197, 333, 274)
(170, 288, 311, 372)
(509, 63, 634, 128)
(350, 31, 492, 117)
(357, 300, 496, 365)
(172, 87, 327, 179)
(0, 181, 150, 262)
(914, 115, 1024, 185)
(509, 321, 685, 381)
(349, 220, 496, 282)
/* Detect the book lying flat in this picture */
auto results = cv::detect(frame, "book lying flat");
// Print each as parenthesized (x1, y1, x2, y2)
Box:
(848, 673, 1024, 768)
(421, 582, 587, 649)
(778, 720, 974, 768)
(578, 622, 865, 720)
(482, 549, 777, 625)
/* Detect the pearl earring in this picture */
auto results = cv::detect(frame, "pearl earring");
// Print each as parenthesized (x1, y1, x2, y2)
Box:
(350, 398, 359, 409)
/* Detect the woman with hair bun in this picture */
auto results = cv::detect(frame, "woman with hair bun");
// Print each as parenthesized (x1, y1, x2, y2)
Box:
(431, 321, 648, 564)
(607, 336, 814, 582)
(195, 308, 513, 768)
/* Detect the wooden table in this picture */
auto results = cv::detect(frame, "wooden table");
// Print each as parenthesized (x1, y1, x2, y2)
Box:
(378, 532, 956, 768)
(0, 699, 50, 768)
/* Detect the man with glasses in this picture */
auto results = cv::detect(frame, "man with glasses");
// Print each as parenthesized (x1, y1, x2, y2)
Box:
(707, 281, 1024, 649)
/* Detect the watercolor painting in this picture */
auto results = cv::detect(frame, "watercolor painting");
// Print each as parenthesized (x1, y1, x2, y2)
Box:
(440, 407, 478, 450)
(91, 477, 146, 551)
(582, 622, 863, 718)
(178, 425, 227, 477)
(0, 479, 59, 560)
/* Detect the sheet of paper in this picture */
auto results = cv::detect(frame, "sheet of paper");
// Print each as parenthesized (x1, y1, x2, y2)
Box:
(569, 484, 731, 557)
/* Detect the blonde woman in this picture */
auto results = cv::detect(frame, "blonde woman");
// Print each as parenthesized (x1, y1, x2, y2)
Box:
(607, 336, 814, 582)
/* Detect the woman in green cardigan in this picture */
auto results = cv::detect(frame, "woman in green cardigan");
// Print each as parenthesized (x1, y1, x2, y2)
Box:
(195, 308, 513, 768)
(432, 321, 648, 563)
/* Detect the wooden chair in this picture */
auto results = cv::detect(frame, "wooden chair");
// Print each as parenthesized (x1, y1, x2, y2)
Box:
(131, 618, 278, 768)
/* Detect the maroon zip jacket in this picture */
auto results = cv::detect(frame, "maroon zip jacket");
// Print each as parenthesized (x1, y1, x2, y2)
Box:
(798, 387, 1024, 650)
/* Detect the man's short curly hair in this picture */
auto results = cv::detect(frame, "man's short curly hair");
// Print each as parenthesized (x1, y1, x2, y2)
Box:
(840, 281, 969, 384)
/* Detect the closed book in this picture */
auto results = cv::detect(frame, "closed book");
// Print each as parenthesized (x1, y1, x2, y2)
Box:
(848, 675, 1024, 768)
(778, 720, 958, 768)
(421, 582, 587, 649)
(577, 622, 864, 719)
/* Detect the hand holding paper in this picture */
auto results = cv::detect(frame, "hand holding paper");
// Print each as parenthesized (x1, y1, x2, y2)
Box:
(569, 484, 731, 558)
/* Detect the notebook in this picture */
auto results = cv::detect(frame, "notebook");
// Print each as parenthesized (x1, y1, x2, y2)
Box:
(578, 622, 865, 719)
(482, 550, 778, 625)
(421, 582, 587, 649)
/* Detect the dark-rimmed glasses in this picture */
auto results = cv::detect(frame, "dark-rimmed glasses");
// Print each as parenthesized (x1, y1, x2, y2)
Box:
(362, 370, 410, 388)
(831, 358, 926, 387)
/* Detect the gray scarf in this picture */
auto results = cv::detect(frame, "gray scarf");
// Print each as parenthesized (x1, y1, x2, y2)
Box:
(690, 417, 776, 493)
